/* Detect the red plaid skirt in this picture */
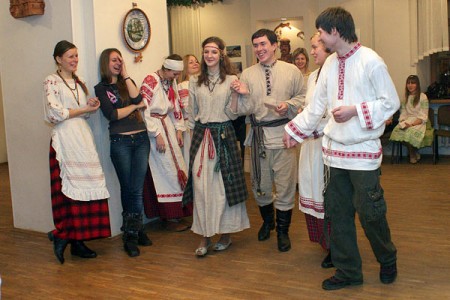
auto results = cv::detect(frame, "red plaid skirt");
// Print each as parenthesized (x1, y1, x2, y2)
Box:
(142, 168, 193, 220)
(49, 144, 111, 240)
(304, 213, 330, 251)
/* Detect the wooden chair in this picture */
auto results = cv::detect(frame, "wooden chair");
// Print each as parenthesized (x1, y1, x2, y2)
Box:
(433, 105, 450, 164)
(391, 107, 434, 164)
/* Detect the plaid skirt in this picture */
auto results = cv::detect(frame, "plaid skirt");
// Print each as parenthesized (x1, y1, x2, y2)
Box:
(49, 144, 111, 241)
(143, 166, 193, 219)
(304, 213, 330, 251)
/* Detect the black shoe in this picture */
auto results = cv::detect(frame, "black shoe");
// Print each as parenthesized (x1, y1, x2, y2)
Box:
(321, 252, 334, 268)
(258, 222, 275, 241)
(380, 263, 397, 284)
(277, 232, 291, 252)
(70, 241, 97, 258)
(48, 231, 69, 264)
(322, 276, 363, 291)
(138, 230, 152, 246)
(124, 240, 140, 257)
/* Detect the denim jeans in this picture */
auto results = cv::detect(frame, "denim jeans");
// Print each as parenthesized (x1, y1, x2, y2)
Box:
(110, 131, 150, 214)
(324, 167, 397, 281)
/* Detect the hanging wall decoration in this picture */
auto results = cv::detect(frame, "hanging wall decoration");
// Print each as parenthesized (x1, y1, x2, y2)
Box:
(122, 3, 151, 63)
(10, 0, 45, 18)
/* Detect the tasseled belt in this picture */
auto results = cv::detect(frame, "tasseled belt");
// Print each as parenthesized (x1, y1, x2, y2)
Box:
(151, 113, 187, 190)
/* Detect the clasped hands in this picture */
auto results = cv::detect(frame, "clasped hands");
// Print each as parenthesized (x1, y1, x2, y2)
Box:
(230, 80, 288, 116)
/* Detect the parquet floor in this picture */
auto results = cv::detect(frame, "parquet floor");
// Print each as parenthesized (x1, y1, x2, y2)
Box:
(1, 155, 450, 299)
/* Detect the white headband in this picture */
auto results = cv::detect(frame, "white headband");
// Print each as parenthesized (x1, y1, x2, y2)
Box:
(163, 59, 184, 71)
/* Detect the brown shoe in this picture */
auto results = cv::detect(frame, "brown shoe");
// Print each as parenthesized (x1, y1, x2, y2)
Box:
(164, 220, 190, 232)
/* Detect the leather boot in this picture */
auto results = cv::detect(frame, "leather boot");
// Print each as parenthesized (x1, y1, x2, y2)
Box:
(276, 209, 292, 252)
(70, 241, 97, 258)
(122, 212, 141, 257)
(258, 203, 275, 241)
(138, 230, 152, 246)
(48, 231, 69, 264)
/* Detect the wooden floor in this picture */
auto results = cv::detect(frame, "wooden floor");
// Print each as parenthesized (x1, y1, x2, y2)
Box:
(1, 156, 450, 299)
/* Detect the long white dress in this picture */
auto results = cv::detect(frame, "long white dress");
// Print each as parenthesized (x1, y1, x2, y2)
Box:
(187, 74, 250, 237)
(141, 73, 187, 204)
(297, 69, 329, 219)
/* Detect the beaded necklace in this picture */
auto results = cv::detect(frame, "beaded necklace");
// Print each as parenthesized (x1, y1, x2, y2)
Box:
(56, 71, 79, 105)
(206, 71, 220, 94)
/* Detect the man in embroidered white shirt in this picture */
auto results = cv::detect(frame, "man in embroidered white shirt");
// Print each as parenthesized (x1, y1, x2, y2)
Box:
(283, 7, 399, 291)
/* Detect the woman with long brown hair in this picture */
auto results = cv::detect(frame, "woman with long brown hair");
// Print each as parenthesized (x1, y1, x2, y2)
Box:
(95, 48, 151, 257)
(390, 75, 429, 163)
(183, 36, 249, 257)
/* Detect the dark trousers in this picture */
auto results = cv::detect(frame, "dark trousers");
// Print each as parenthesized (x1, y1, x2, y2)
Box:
(110, 131, 150, 214)
(324, 167, 397, 281)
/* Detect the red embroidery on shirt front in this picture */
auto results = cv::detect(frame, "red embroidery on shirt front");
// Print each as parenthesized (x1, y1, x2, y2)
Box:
(299, 195, 324, 213)
(337, 43, 362, 101)
(361, 102, 373, 129)
(322, 146, 382, 159)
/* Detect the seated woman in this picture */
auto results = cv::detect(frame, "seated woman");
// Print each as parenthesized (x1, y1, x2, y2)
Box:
(390, 75, 429, 164)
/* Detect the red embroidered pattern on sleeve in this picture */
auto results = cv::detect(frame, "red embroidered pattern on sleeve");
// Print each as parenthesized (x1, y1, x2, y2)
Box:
(361, 102, 373, 129)
(141, 75, 157, 105)
(287, 121, 309, 140)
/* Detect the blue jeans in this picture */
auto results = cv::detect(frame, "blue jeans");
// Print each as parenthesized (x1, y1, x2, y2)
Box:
(110, 131, 150, 214)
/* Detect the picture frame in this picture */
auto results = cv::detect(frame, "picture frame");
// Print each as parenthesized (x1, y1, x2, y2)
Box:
(226, 45, 241, 58)
(122, 6, 151, 52)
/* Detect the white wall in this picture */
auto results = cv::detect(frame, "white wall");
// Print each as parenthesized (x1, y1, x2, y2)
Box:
(0, 0, 169, 235)
(0, 76, 7, 163)
(0, 0, 73, 232)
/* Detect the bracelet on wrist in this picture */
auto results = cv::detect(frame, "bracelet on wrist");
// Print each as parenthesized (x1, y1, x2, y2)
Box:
(124, 77, 131, 81)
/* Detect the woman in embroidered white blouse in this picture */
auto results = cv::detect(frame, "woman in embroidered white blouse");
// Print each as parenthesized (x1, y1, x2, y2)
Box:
(44, 40, 111, 264)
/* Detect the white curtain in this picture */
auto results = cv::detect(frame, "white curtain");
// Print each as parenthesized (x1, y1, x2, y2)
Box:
(410, 0, 449, 65)
(169, 5, 202, 59)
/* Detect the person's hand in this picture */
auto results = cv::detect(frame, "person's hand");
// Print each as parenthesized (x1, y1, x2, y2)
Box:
(282, 131, 298, 148)
(297, 107, 303, 114)
(156, 134, 166, 153)
(176, 130, 184, 147)
(135, 100, 146, 110)
(385, 119, 393, 126)
(85, 97, 100, 112)
(118, 55, 129, 79)
(331, 105, 357, 123)
(231, 80, 249, 95)
(275, 102, 288, 116)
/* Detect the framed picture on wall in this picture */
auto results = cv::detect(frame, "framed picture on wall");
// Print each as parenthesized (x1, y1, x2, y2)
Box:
(226, 45, 241, 58)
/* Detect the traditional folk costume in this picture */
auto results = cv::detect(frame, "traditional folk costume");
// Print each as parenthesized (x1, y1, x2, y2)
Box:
(389, 93, 430, 148)
(182, 74, 249, 238)
(297, 69, 330, 250)
(141, 72, 192, 219)
(178, 80, 192, 166)
(235, 60, 304, 251)
(285, 43, 398, 282)
(44, 73, 111, 241)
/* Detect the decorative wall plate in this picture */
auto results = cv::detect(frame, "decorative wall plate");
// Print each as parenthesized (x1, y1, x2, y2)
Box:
(122, 4, 151, 54)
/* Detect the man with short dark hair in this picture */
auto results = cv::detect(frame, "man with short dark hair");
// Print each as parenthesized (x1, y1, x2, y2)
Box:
(283, 7, 399, 290)
(232, 28, 304, 252)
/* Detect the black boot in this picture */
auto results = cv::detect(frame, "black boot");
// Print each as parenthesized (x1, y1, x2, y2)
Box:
(138, 230, 152, 246)
(48, 231, 69, 264)
(258, 203, 275, 241)
(122, 212, 141, 257)
(70, 240, 97, 258)
(321, 251, 334, 268)
(276, 209, 292, 252)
